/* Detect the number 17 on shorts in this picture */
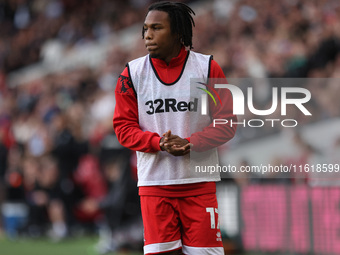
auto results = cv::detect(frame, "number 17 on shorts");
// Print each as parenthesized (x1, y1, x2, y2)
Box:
(141, 194, 225, 254)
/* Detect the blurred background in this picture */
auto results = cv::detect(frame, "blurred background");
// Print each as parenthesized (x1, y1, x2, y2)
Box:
(0, 0, 340, 254)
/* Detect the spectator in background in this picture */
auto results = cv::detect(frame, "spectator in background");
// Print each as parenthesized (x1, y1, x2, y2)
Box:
(72, 154, 107, 229)
(16, 155, 67, 240)
(0, 126, 8, 182)
(95, 148, 141, 253)
(50, 112, 88, 227)
(0, 127, 8, 234)
(28, 156, 67, 241)
(77, 128, 142, 253)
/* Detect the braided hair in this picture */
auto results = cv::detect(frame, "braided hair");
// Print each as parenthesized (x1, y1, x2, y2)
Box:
(142, 1, 196, 49)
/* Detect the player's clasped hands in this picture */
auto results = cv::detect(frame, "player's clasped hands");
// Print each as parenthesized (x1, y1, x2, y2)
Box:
(160, 130, 192, 156)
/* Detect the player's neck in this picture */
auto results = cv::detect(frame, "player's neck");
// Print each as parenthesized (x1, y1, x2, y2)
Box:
(162, 44, 182, 65)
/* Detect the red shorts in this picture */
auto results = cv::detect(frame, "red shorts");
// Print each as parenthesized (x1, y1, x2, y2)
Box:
(140, 193, 224, 255)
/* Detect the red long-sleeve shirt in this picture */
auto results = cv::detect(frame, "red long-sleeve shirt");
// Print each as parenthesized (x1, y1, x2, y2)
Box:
(113, 47, 236, 196)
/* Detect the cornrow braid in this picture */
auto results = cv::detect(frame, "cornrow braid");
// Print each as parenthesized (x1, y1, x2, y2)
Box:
(142, 1, 196, 49)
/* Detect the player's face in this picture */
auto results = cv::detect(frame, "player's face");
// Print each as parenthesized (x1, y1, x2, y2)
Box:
(143, 10, 181, 64)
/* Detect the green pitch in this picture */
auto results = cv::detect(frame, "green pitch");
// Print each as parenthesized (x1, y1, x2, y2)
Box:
(0, 236, 143, 255)
(0, 236, 266, 255)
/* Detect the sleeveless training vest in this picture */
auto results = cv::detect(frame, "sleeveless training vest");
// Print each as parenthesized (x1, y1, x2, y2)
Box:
(128, 51, 220, 186)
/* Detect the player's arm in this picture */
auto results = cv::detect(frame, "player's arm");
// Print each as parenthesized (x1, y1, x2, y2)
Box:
(189, 59, 237, 152)
(113, 68, 162, 153)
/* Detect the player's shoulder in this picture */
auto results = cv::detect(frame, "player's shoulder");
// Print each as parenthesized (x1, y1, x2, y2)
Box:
(188, 51, 224, 78)
(116, 71, 135, 95)
(189, 50, 212, 60)
(188, 50, 214, 73)
(209, 59, 225, 79)
(120, 54, 149, 77)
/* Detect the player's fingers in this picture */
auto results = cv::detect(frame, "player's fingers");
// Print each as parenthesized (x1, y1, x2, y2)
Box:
(183, 143, 191, 150)
(166, 140, 182, 147)
(166, 130, 171, 137)
(163, 130, 172, 142)
(170, 145, 187, 153)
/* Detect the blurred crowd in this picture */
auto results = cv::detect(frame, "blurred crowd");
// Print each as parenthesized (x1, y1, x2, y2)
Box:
(1, 0, 340, 252)
(0, 0, 150, 72)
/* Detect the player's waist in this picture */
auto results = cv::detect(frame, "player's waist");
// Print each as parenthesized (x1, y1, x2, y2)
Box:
(139, 181, 216, 197)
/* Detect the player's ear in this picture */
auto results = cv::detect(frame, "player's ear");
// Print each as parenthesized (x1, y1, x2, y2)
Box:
(177, 34, 183, 44)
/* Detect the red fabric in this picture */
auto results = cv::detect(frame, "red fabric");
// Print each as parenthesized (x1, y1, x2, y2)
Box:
(73, 155, 107, 221)
(73, 155, 107, 198)
(0, 123, 15, 149)
(141, 193, 223, 251)
(139, 182, 216, 197)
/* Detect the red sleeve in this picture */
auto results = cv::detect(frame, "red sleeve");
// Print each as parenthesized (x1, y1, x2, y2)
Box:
(113, 67, 162, 152)
(190, 59, 237, 152)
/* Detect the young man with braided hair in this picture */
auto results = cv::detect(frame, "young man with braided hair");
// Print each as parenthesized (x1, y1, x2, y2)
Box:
(113, 1, 236, 254)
